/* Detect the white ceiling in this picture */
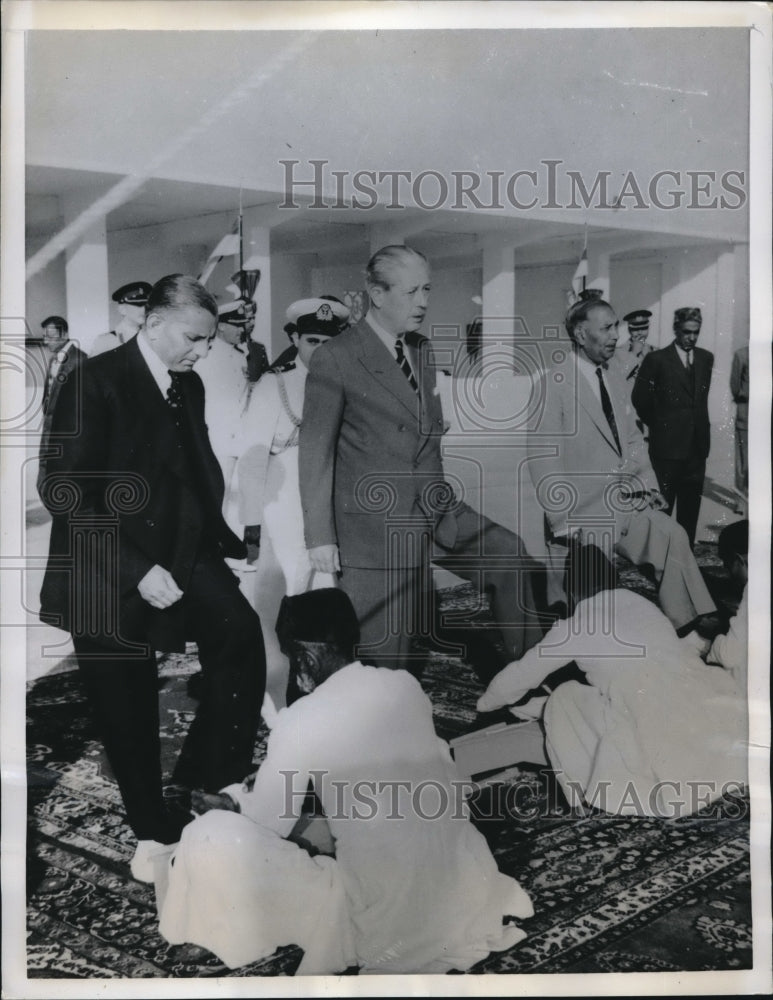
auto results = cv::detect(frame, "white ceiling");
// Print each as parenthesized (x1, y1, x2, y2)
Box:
(24, 26, 750, 252)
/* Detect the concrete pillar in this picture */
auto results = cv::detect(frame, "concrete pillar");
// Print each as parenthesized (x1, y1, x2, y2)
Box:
(481, 238, 516, 363)
(706, 248, 737, 494)
(62, 191, 111, 354)
(243, 225, 271, 352)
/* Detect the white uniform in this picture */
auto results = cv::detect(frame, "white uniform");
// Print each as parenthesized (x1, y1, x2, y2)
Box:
(236, 361, 335, 716)
(89, 331, 124, 357)
(196, 335, 251, 530)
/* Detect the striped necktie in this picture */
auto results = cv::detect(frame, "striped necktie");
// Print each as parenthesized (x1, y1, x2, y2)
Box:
(394, 338, 419, 393)
(595, 366, 621, 455)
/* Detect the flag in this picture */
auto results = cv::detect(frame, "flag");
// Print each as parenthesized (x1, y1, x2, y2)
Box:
(571, 249, 588, 297)
(198, 226, 240, 286)
(208, 233, 240, 260)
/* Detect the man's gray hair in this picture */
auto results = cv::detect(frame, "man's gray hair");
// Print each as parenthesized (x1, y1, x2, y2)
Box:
(564, 297, 613, 342)
(365, 245, 428, 291)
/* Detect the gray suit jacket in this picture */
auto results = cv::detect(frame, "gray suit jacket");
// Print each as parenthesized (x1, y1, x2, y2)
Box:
(299, 319, 454, 569)
(527, 348, 658, 538)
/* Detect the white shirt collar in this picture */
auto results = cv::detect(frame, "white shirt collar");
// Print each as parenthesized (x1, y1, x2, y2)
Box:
(137, 330, 172, 396)
(674, 342, 692, 366)
(574, 349, 607, 403)
(49, 340, 74, 366)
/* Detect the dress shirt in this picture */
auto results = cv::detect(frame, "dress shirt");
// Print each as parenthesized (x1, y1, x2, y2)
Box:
(137, 331, 172, 398)
(47, 341, 74, 383)
(576, 350, 605, 406)
(365, 313, 417, 380)
(675, 343, 693, 368)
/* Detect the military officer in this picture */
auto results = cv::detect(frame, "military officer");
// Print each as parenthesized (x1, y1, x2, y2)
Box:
(90, 280, 153, 357)
(617, 309, 654, 384)
(237, 296, 351, 719)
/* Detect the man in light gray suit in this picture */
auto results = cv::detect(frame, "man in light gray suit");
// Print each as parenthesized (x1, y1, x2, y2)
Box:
(527, 296, 720, 637)
(299, 245, 544, 677)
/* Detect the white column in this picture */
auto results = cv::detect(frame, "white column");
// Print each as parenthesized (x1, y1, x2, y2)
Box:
(707, 248, 736, 492)
(243, 225, 271, 352)
(481, 237, 516, 363)
(61, 191, 111, 355)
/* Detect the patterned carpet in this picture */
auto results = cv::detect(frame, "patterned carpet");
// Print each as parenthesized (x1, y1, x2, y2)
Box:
(26, 547, 751, 979)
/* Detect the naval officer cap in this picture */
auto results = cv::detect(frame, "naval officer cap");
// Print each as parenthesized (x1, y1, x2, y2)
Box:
(674, 307, 702, 325)
(111, 281, 152, 306)
(285, 297, 350, 337)
(41, 315, 68, 333)
(218, 299, 254, 327)
(623, 309, 652, 331)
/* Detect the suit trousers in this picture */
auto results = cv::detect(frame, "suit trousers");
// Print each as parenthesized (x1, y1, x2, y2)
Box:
(651, 453, 706, 548)
(543, 507, 716, 633)
(340, 503, 545, 675)
(74, 554, 265, 843)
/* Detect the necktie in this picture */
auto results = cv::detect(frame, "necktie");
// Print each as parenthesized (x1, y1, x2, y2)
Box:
(166, 371, 185, 421)
(595, 366, 621, 455)
(686, 350, 697, 393)
(394, 338, 419, 393)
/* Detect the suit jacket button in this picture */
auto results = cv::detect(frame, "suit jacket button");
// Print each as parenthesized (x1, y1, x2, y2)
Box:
(145, 518, 155, 527)
(398, 424, 406, 432)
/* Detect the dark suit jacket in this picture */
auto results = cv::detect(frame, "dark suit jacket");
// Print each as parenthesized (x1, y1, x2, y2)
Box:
(299, 318, 453, 569)
(38, 342, 88, 492)
(632, 342, 713, 461)
(39, 337, 245, 652)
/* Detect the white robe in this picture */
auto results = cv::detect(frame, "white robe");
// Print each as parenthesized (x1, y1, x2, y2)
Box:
(481, 590, 747, 818)
(158, 663, 533, 974)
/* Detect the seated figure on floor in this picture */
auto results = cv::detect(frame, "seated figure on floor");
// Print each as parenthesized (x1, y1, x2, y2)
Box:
(685, 519, 748, 687)
(477, 542, 747, 819)
(528, 295, 720, 638)
(157, 589, 533, 975)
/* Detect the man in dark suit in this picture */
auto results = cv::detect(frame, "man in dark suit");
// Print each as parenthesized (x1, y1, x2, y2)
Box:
(632, 307, 713, 548)
(37, 315, 87, 498)
(39, 275, 266, 882)
(299, 245, 544, 678)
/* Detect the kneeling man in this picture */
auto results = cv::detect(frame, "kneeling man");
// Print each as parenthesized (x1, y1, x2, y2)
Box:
(158, 589, 533, 975)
